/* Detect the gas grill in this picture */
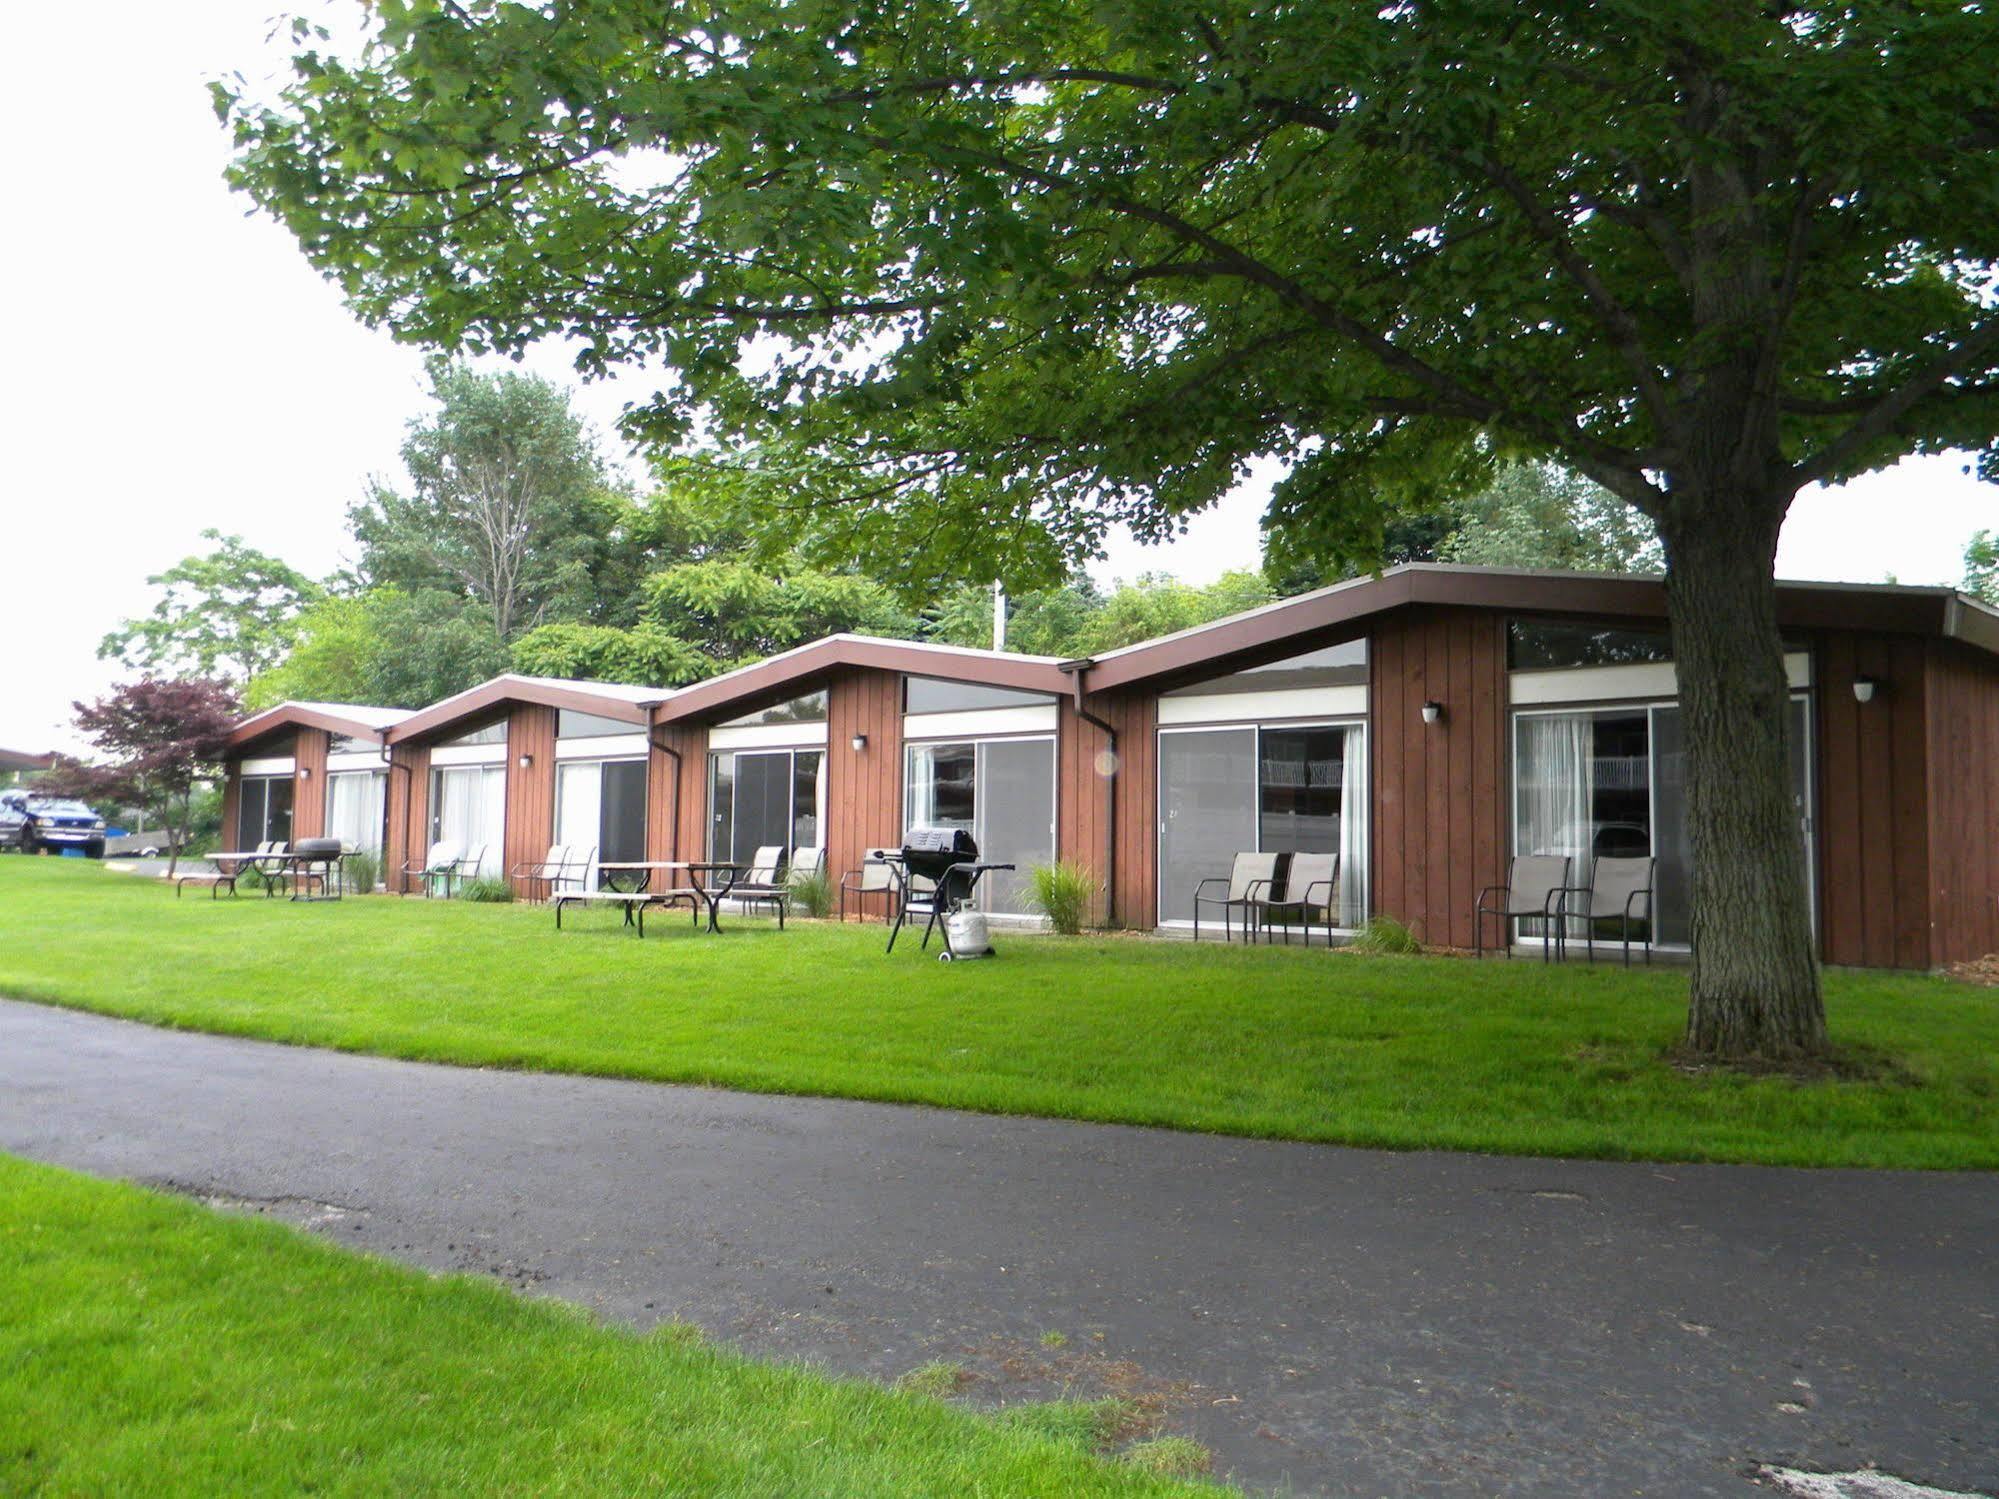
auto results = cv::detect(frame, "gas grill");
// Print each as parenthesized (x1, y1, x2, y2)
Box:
(886, 826, 1015, 959)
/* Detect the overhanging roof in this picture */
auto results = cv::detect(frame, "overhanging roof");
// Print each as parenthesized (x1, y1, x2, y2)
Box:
(1072, 563, 1999, 693)
(227, 701, 414, 753)
(652, 634, 1072, 726)
(384, 674, 659, 745)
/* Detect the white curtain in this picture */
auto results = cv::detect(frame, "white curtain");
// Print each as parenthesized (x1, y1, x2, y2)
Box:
(1337, 725, 1368, 928)
(435, 766, 507, 878)
(555, 762, 602, 891)
(1518, 714, 1593, 936)
(326, 771, 386, 855)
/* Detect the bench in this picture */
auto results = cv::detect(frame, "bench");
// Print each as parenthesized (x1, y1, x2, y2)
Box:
(174, 869, 239, 899)
(552, 887, 702, 937)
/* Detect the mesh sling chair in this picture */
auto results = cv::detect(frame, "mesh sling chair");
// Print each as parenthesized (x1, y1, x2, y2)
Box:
(1250, 851, 1341, 945)
(840, 848, 897, 922)
(727, 845, 791, 928)
(1474, 854, 1572, 961)
(1556, 855, 1656, 966)
(401, 840, 461, 898)
(1193, 851, 1283, 943)
(511, 844, 575, 902)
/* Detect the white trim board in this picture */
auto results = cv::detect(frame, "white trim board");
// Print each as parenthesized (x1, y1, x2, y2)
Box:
(707, 721, 830, 752)
(239, 757, 295, 777)
(325, 751, 390, 773)
(553, 732, 650, 761)
(429, 743, 510, 768)
(902, 705, 1058, 741)
(1510, 652, 1812, 706)
(1158, 684, 1368, 726)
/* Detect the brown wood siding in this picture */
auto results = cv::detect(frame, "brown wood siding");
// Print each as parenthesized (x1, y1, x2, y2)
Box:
(825, 667, 903, 894)
(1057, 697, 1116, 925)
(1368, 607, 1508, 948)
(644, 721, 710, 864)
(220, 769, 241, 853)
(1816, 632, 1933, 969)
(291, 730, 328, 840)
(1924, 641, 1999, 965)
(1079, 688, 1158, 928)
(504, 705, 558, 897)
(384, 743, 430, 892)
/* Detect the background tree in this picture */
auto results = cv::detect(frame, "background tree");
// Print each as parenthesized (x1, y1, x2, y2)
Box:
(63, 680, 239, 876)
(1966, 531, 1997, 606)
(223, 0, 1999, 1060)
(99, 531, 320, 681)
(350, 361, 618, 646)
(1440, 464, 1663, 573)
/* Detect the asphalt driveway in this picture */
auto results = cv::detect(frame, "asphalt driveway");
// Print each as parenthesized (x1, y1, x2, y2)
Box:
(0, 998, 1992, 1497)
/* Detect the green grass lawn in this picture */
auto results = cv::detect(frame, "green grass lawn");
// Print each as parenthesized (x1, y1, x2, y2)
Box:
(0, 1153, 1222, 1496)
(2, 857, 1995, 1168)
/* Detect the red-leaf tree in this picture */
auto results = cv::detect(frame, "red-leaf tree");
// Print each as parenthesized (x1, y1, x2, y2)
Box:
(68, 680, 240, 876)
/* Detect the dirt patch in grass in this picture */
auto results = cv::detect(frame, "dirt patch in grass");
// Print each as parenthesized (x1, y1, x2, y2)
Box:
(1662, 1044, 1918, 1086)
(1943, 953, 1999, 988)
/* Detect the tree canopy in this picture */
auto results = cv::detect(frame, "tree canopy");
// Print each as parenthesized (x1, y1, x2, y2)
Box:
(99, 531, 321, 681)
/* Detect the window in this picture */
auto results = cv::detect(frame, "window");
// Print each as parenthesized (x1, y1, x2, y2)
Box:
(429, 765, 506, 877)
(557, 709, 641, 739)
(1157, 724, 1368, 928)
(555, 759, 647, 886)
(904, 738, 1055, 915)
(1512, 700, 1814, 946)
(904, 677, 1054, 714)
(438, 721, 508, 747)
(1163, 640, 1368, 697)
(720, 691, 829, 727)
(1508, 620, 1673, 671)
(236, 775, 294, 849)
(325, 770, 387, 855)
(329, 734, 367, 754)
(709, 749, 824, 866)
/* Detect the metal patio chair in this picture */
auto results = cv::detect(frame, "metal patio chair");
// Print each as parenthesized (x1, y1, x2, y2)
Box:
(1193, 851, 1283, 943)
(1474, 854, 1572, 960)
(841, 848, 898, 922)
(1555, 855, 1655, 966)
(1250, 851, 1341, 946)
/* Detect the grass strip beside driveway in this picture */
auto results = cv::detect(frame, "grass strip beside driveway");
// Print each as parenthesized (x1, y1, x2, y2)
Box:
(1, 860, 1994, 1169)
(0, 1154, 1223, 1496)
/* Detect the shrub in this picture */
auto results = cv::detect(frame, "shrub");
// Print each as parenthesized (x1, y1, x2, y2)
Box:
(1347, 915, 1422, 955)
(786, 866, 833, 918)
(459, 876, 514, 903)
(343, 851, 380, 894)
(1027, 860, 1099, 935)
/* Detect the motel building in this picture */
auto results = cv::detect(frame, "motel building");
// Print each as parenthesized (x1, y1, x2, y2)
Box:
(220, 563, 1999, 970)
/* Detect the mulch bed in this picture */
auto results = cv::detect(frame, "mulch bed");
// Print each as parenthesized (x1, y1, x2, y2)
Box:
(1943, 953, 1999, 987)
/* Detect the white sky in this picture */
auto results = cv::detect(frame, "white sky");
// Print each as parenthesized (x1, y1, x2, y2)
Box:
(1, 1, 1992, 754)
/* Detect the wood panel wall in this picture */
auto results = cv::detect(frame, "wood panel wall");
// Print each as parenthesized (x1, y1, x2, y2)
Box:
(504, 705, 558, 896)
(1923, 641, 1999, 965)
(644, 722, 709, 865)
(825, 667, 903, 898)
(384, 743, 430, 892)
(1057, 697, 1112, 925)
(220, 771, 241, 854)
(1816, 632, 1932, 969)
(290, 729, 328, 840)
(1369, 607, 1508, 948)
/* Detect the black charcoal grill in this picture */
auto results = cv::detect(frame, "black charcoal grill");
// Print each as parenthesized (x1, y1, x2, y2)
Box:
(886, 826, 1014, 956)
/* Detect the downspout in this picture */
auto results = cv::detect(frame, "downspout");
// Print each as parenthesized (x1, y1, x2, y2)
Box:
(1063, 661, 1117, 927)
(647, 706, 683, 863)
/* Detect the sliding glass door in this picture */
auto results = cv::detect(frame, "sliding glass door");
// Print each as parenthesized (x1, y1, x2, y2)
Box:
(325, 770, 386, 854)
(236, 775, 294, 850)
(709, 749, 824, 866)
(555, 759, 647, 887)
(1513, 698, 1814, 946)
(429, 765, 506, 877)
(904, 737, 1055, 915)
(1158, 723, 1368, 928)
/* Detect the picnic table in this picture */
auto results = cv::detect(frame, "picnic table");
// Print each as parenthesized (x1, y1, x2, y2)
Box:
(555, 861, 745, 936)
(183, 848, 349, 901)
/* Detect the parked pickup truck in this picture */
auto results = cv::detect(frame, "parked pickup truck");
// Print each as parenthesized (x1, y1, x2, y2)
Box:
(0, 790, 107, 857)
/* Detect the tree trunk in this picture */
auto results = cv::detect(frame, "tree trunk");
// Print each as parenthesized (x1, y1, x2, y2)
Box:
(1658, 504, 1826, 1060)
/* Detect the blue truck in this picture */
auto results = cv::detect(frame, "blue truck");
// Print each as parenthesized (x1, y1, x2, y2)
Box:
(0, 790, 107, 858)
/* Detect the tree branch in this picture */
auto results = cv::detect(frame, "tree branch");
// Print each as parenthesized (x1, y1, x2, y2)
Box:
(1793, 318, 1999, 485)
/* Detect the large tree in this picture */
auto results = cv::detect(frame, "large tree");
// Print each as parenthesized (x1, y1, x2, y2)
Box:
(100, 531, 321, 681)
(351, 361, 617, 644)
(220, 2, 1999, 1059)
